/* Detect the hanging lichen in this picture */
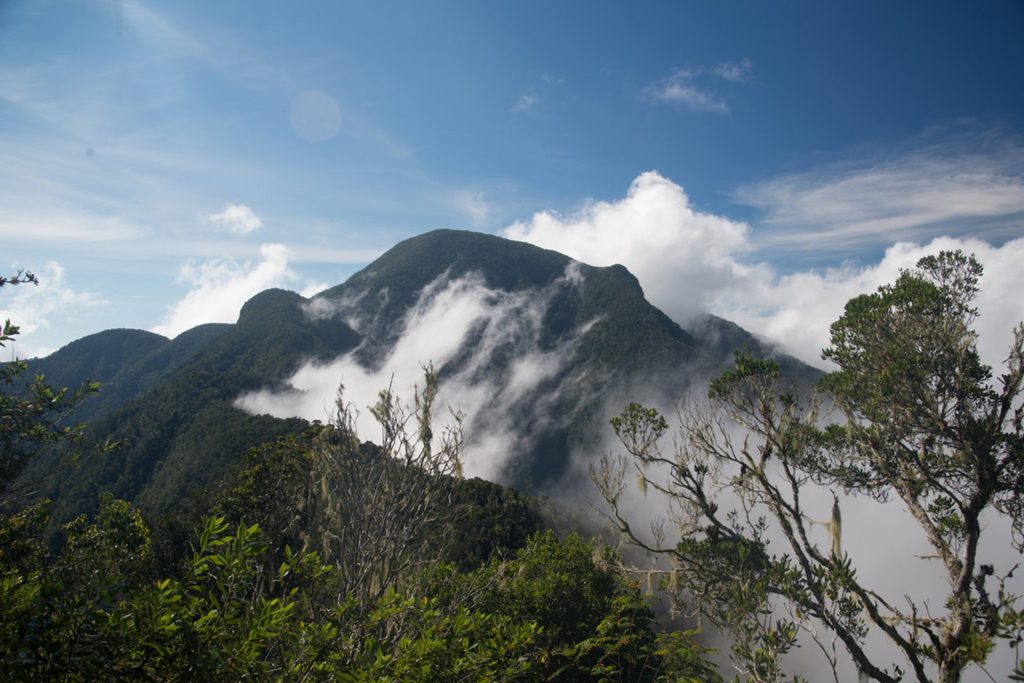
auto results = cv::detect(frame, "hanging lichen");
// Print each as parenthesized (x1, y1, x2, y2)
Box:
(829, 493, 842, 557)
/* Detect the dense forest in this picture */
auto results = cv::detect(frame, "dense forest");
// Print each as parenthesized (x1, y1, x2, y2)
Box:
(2, 250, 1023, 682)
(0, 355, 718, 680)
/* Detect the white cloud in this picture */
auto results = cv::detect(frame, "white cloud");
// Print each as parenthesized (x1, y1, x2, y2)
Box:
(152, 243, 320, 338)
(647, 59, 752, 113)
(648, 77, 729, 113)
(720, 236, 1024, 370)
(737, 128, 1024, 250)
(299, 280, 329, 298)
(514, 93, 538, 112)
(0, 262, 104, 359)
(200, 203, 263, 235)
(503, 171, 1024, 371)
(651, 82, 724, 113)
(503, 172, 752, 324)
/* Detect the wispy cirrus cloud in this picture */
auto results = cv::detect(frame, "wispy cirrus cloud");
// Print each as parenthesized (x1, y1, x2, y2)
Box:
(646, 58, 752, 113)
(0, 210, 144, 242)
(118, 0, 294, 92)
(710, 57, 752, 82)
(122, 2, 412, 156)
(514, 72, 567, 114)
(736, 126, 1024, 252)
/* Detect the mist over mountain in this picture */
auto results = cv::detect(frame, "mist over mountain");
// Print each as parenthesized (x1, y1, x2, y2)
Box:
(23, 229, 812, 522)
(236, 230, 813, 487)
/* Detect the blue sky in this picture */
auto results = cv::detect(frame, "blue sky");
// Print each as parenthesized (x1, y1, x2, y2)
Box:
(3, 0, 1024, 362)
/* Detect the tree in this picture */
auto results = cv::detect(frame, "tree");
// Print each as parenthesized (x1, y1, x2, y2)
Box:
(0, 270, 98, 505)
(593, 251, 1024, 683)
(221, 365, 467, 607)
(463, 529, 723, 682)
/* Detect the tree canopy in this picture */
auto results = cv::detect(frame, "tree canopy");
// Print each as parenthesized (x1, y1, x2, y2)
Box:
(596, 250, 1024, 682)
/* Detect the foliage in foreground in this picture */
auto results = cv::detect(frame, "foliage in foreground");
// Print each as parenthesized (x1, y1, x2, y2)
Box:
(0, 500, 719, 681)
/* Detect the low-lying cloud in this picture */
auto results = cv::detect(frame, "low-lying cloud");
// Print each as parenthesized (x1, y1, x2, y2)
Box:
(507, 163, 1024, 679)
(236, 265, 592, 480)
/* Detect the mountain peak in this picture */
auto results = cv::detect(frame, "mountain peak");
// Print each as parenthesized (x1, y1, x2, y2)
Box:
(322, 229, 575, 300)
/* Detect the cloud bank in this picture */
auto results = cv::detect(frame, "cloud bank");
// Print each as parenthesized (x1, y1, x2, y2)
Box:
(504, 172, 752, 324)
(503, 172, 1024, 370)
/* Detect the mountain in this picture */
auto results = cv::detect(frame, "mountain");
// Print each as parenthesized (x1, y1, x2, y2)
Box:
(21, 289, 361, 523)
(304, 230, 810, 486)
(21, 229, 815, 524)
(27, 324, 231, 425)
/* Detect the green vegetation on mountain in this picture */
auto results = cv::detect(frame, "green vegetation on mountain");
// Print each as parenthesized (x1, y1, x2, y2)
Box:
(320, 229, 703, 376)
(28, 328, 166, 393)
(321, 229, 573, 302)
(24, 324, 234, 432)
(0, 273, 100, 507)
(19, 288, 361, 527)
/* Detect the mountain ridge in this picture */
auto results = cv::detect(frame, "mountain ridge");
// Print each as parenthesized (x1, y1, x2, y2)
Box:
(20, 229, 815, 523)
